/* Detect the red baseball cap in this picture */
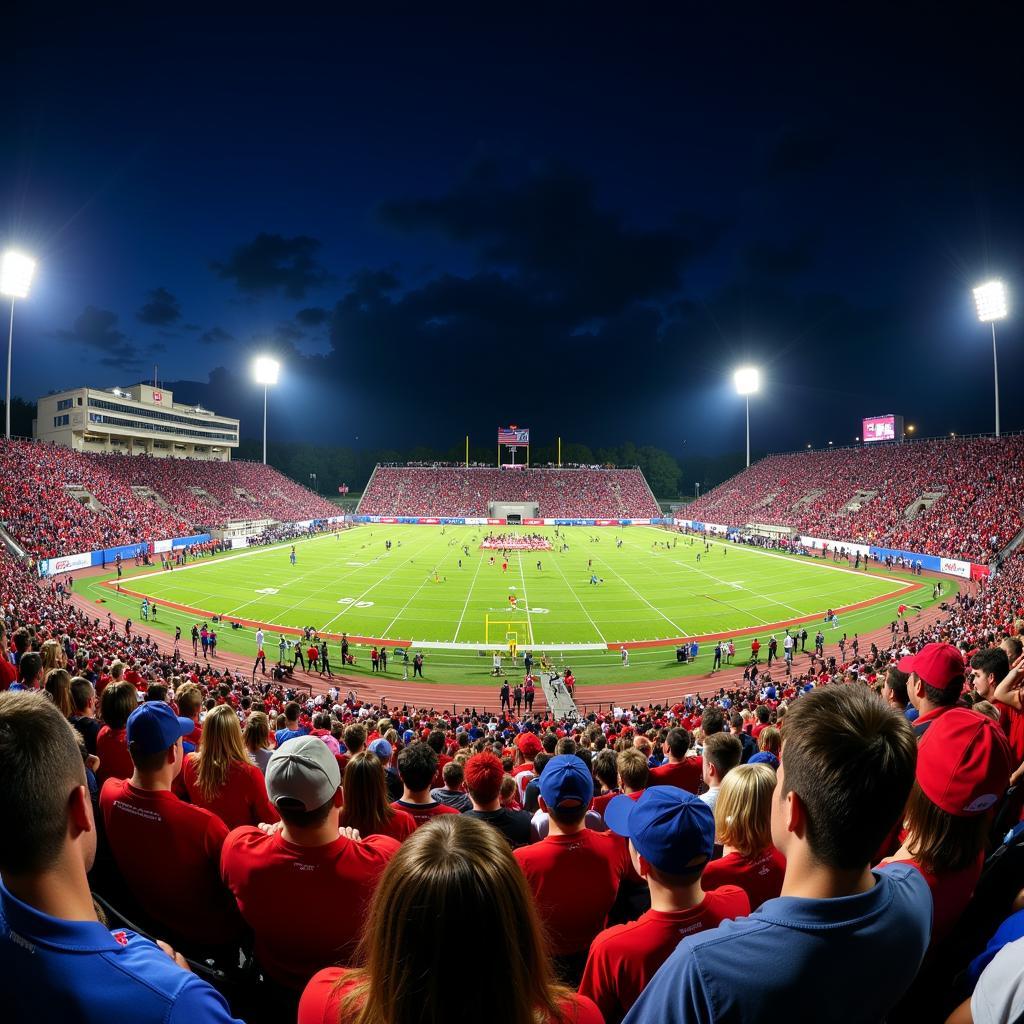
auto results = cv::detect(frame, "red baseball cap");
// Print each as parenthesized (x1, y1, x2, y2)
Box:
(897, 643, 965, 693)
(515, 732, 542, 756)
(917, 707, 1011, 816)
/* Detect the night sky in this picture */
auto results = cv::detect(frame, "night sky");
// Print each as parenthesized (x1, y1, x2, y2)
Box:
(5, 10, 1023, 458)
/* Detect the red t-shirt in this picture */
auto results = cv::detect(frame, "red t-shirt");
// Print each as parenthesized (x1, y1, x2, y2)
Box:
(883, 855, 983, 947)
(0, 657, 16, 691)
(95, 726, 135, 784)
(99, 779, 242, 945)
(430, 752, 453, 790)
(701, 847, 787, 910)
(649, 758, 703, 794)
(339, 807, 417, 843)
(591, 790, 623, 817)
(298, 968, 603, 1024)
(220, 827, 400, 988)
(391, 799, 460, 829)
(514, 830, 629, 955)
(579, 886, 751, 1023)
(181, 754, 279, 830)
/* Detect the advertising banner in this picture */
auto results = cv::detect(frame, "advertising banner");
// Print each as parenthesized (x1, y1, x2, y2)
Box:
(939, 558, 971, 579)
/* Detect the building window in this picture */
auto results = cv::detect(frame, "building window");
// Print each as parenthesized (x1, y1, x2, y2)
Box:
(53, 414, 69, 427)
(57, 399, 73, 411)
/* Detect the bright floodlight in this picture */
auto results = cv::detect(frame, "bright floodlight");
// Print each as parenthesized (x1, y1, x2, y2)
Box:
(974, 280, 1008, 323)
(253, 356, 280, 386)
(734, 366, 760, 395)
(1, 251, 36, 299)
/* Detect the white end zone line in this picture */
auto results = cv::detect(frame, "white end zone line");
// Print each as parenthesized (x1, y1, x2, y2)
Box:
(452, 549, 486, 642)
(517, 553, 536, 645)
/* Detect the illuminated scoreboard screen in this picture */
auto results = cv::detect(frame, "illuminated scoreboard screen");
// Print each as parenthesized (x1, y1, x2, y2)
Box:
(862, 414, 903, 443)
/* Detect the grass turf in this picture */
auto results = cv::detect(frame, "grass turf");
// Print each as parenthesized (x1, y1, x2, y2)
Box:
(80, 526, 947, 687)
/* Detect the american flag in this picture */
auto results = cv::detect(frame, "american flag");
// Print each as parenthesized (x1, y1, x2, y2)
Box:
(498, 427, 530, 445)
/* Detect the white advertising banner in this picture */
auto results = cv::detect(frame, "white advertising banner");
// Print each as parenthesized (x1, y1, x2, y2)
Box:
(42, 551, 92, 575)
(939, 558, 971, 579)
(152, 539, 173, 554)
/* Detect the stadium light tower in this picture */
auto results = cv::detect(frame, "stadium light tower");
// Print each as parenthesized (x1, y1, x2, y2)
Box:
(973, 280, 1008, 437)
(733, 366, 760, 467)
(253, 356, 280, 465)
(1, 250, 37, 441)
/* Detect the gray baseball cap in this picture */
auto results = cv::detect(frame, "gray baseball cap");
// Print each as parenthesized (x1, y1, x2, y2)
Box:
(266, 735, 341, 811)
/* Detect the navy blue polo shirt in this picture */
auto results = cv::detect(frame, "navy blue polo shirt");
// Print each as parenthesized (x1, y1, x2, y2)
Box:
(622, 864, 931, 1024)
(0, 882, 242, 1023)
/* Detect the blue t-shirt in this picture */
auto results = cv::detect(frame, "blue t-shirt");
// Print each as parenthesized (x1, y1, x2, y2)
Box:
(0, 882, 242, 1024)
(969, 908, 1024, 985)
(274, 726, 308, 746)
(622, 864, 931, 1024)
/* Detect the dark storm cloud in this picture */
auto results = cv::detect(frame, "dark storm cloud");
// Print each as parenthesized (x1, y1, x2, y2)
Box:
(744, 236, 816, 276)
(56, 307, 139, 367)
(199, 326, 235, 346)
(379, 162, 722, 323)
(211, 233, 333, 299)
(295, 307, 329, 326)
(135, 286, 181, 325)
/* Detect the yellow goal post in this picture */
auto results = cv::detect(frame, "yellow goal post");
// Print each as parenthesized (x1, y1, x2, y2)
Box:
(485, 616, 533, 651)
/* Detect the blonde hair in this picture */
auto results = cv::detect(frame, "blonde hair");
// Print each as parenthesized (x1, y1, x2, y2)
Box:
(758, 727, 782, 755)
(40, 639, 65, 675)
(617, 747, 649, 790)
(193, 705, 249, 802)
(244, 711, 271, 752)
(44, 669, 74, 719)
(714, 763, 776, 855)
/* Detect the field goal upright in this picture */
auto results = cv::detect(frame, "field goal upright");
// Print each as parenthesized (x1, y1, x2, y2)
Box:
(485, 615, 533, 651)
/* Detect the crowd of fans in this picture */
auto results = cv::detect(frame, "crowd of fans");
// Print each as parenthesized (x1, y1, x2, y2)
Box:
(688, 436, 1024, 563)
(358, 467, 661, 519)
(3, 502, 1024, 1021)
(0, 441, 338, 559)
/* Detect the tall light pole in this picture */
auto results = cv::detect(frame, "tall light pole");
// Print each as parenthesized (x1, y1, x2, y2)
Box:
(1, 251, 37, 440)
(733, 366, 760, 467)
(253, 356, 280, 465)
(973, 280, 1009, 437)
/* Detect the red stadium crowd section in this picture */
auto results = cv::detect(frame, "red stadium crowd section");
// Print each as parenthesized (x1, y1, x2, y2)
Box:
(358, 466, 661, 518)
(0, 440, 339, 559)
(688, 436, 1024, 563)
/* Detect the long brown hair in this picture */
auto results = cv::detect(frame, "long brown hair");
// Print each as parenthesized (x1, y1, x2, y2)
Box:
(902, 780, 991, 874)
(339, 751, 396, 835)
(44, 669, 74, 719)
(194, 705, 249, 802)
(244, 711, 271, 752)
(338, 815, 569, 1024)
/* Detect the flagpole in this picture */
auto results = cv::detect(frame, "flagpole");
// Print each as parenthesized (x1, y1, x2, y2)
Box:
(465, 434, 469, 468)
(558, 436, 561, 467)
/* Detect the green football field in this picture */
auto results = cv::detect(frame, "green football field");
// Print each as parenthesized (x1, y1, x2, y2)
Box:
(81, 525, 941, 685)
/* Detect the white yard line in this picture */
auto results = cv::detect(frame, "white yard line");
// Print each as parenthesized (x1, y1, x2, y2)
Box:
(517, 554, 536, 645)
(452, 549, 486, 642)
(589, 550, 687, 635)
(548, 546, 608, 644)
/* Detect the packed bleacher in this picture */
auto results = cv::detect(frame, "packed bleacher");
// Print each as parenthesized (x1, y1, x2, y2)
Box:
(358, 466, 661, 519)
(0, 440, 338, 559)
(3, 496, 1024, 1022)
(688, 435, 1024, 563)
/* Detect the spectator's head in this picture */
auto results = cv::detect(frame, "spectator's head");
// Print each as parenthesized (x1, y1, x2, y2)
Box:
(554, 736, 577, 756)
(40, 639, 65, 675)
(100, 681, 136, 731)
(664, 727, 691, 759)
(175, 682, 203, 721)
(758, 727, 782, 756)
(70, 677, 95, 716)
(541, 732, 558, 755)
(426, 729, 445, 755)
(44, 669, 73, 719)
(244, 711, 271, 752)
(145, 682, 168, 703)
(343, 722, 367, 754)
(882, 665, 911, 710)
(899, 643, 966, 712)
(193, 705, 247, 802)
(0, 692, 93, 879)
(606, 786, 715, 888)
(903, 707, 1011, 874)
(774, 686, 916, 871)
(969, 647, 1010, 701)
(368, 738, 393, 763)
(702, 732, 742, 789)
(283, 701, 301, 725)
(514, 732, 542, 765)
(1001, 635, 1023, 663)
(340, 750, 395, 835)
(715, 763, 776, 857)
(267, 735, 342, 831)
(397, 742, 438, 796)
(592, 748, 618, 792)
(617, 747, 649, 793)
(18, 652, 43, 691)
(441, 760, 463, 791)
(538, 754, 593, 828)
(463, 751, 504, 807)
(351, 814, 561, 1024)
(701, 707, 726, 735)
(125, 701, 194, 779)
(756, 706, 771, 725)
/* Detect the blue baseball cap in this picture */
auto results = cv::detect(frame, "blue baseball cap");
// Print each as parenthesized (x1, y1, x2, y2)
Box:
(368, 738, 393, 759)
(604, 785, 715, 876)
(126, 702, 195, 757)
(748, 751, 779, 770)
(539, 754, 593, 811)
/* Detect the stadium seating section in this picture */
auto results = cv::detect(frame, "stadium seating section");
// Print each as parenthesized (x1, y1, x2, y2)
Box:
(358, 466, 661, 518)
(0, 440, 339, 559)
(687, 436, 1024, 563)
